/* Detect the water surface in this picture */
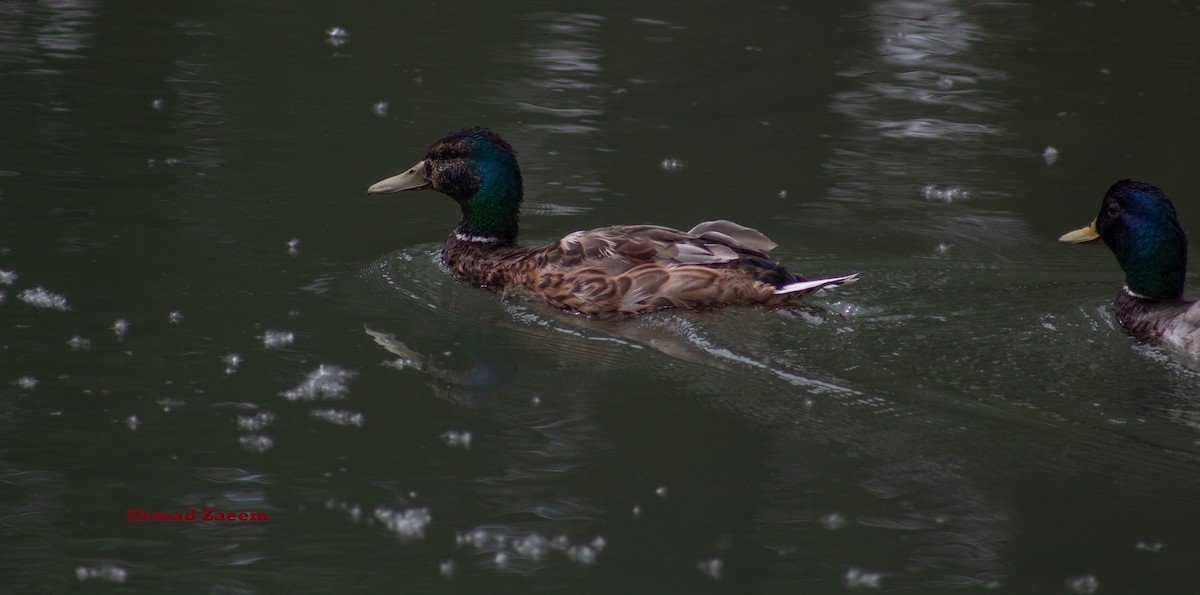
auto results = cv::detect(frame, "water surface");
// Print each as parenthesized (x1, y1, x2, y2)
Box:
(3, 1, 1200, 592)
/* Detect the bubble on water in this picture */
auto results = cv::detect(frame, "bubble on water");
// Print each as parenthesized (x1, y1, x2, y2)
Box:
(237, 411, 276, 432)
(439, 559, 455, 578)
(1065, 574, 1099, 594)
(660, 158, 684, 172)
(151, 97, 164, 110)
(15, 376, 37, 389)
(778, 190, 788, 199)
(493, 552, 509, 568)
(112, 319, 129, 341)
(239, 434, 274, 454)
(168, 310, 184, 324)
(632, 504, 642, 519)
(374, 506, 431, 541)
(820, 512, 847, 530)
(67, 336, 91, 351)
(441, 430, 471, 449)
(934, 242, 951, 255)
(373, 101, 389, 117)
(311, 409, 364, 427)
(845, 567, 883, 589)
(286, 238, 300, 256)
(158, 397, 185, 413)
(1135, 541, 1163, 553)
(262, 330, 295, 349)
(126, 415, 142, 431)
(1043, 146, 1060, 166)
(75, 564, 127, 584)
(655, 485, 669, 498)
(281, 364, 357, 401)
(222, 352, 243, 375)
(0, 269, 17, 285)
(18, 287, 69, 310)
(697, 557, 724, 580)
(922, 184, 968, 202)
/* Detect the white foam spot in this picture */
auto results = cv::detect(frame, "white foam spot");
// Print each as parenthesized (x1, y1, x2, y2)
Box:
(1135, 541, 1164, 553)
(15, 376, 37, 389)
(1065, 575, 1100, 594)
(18, 287, 69, 310)
(845, 567, 883, 589)
(151, 98, 164, 110)
(222, 353, 243, 375)
(655, 485, 669, 498)
(374, 506, 431, 541)
(1043, 146, 1060, 166)
(67, 336, 91, 351)
(439, 560, 455, 579)
(310, 409, 364, 427)
(126, 415, 142, 431)
(922, 184, 968, 202)
(0, 269, 17, 285)
(697, 558, 724, 580)
(262, 330, 295, 349)
(660, 158, 684, 172)
(75, 564, 127, 584)
(373, 101, 389, 117)
(820, 512, 847, 530)
(112, 319, 129, 341)
(326, 26, 348, 47)
(237, 411, 276, 432)
(168, 310, 184, 324)
(286, 238, 300, 256)
(239, 434, 274, 453)
(281, 364, 357, 401)
(441, 430, 471, 449)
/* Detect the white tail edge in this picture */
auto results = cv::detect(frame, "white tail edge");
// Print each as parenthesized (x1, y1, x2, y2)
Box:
(774, 272, 860, 295)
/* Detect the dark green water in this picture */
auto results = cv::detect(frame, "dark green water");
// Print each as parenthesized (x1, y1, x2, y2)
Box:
(3, 1, 1200, 592)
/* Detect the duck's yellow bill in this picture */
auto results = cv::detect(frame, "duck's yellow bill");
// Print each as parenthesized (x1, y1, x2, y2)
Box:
(1058, 219, 1102, 244)
(367, 160, 431, 194)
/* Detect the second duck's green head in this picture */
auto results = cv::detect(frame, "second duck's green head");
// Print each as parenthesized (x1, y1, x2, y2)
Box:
(368, 127, 523, 242)
(1060, 179, 1188, 300)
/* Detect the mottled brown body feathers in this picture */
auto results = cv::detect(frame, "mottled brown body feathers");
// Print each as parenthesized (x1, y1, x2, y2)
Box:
(442, 221, 823, 316)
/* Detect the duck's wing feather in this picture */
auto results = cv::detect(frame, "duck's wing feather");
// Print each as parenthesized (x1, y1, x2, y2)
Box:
(501, 222, 826, 315)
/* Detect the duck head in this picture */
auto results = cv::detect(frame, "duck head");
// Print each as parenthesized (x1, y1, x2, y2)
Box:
(1060, 179, 1187, 300)
(369, 128, 523, 242)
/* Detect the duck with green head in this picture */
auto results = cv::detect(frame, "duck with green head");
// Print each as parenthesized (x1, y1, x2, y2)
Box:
(1060, 179, 1200, 353)
(367, 127, 858, 316)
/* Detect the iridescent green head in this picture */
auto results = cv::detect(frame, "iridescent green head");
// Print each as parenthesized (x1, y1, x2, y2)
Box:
(1060, 180, 1187, 300)
(368, 127, 523, 242)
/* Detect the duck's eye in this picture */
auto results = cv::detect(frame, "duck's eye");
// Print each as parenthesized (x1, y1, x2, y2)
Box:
(445, 148, 460, 159)
(1107, 202, 1121, 219)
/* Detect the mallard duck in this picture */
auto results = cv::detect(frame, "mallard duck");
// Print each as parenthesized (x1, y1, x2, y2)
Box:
(367, 127, 858, 316)
(1060, 179, 1200, 352)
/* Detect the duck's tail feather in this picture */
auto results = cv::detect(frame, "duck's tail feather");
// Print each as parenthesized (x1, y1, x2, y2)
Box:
(774, 273, 860, 296)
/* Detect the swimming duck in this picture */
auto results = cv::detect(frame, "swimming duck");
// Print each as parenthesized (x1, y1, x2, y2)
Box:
(1060, 179, 1200, 352)
(367, 127, 858, 316)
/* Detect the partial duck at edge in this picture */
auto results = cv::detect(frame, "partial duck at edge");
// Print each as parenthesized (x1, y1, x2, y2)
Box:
(1060, 179, 1200, 354)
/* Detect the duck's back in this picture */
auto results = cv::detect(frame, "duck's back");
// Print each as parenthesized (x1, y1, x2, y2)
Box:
(445, 220, 808, 315)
